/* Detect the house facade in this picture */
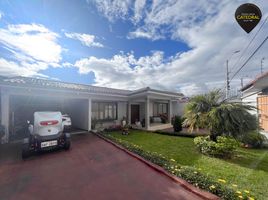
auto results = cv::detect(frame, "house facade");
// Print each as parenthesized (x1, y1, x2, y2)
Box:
(241, 72, 268, 134)
(0, 76, 186, 143)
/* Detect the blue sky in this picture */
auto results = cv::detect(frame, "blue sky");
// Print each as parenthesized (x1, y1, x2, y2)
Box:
(0, 0, 267, 95)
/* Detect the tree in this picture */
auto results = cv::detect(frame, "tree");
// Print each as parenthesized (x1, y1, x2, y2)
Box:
(183, 90, 257, 140)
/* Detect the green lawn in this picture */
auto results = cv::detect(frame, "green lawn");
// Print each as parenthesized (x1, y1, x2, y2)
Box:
(109, 130, 268, 200)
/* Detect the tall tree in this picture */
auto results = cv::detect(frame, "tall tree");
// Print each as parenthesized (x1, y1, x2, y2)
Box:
(183, 90, 257, 140)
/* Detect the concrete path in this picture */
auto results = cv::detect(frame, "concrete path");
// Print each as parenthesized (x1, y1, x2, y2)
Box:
(0, 134, 204, 200)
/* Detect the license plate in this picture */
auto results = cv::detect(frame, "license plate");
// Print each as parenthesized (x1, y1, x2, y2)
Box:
(41, 140, 58, 148)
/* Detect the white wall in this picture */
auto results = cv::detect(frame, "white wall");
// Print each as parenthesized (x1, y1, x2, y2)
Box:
(172, 101, 187, 117)
(64, 99, 89, 130)
(242, 93, 258, 116)
(117, 102, 127, 121)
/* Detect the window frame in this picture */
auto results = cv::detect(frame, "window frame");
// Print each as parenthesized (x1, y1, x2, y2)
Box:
(92, 102, 118, 121)
(153, 102, 168, 116)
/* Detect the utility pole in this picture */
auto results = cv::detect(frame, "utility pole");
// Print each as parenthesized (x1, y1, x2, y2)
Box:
(240, 77, 243, 88)
(226, 60, 230, 99)
(261, 57, 265, 74)
(225, 50, 240, 100)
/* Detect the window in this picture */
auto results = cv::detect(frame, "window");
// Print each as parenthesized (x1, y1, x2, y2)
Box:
(153, 102, 168, 116)
(92, 102, 117, 121)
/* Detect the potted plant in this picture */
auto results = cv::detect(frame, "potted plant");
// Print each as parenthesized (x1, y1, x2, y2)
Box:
(122, 124, 130, 135)
(159, 113, 168, 123)
(173, 116, 182, 132)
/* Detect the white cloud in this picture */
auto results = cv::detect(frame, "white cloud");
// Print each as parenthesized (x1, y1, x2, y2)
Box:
(132, 0, 146, 23)
(64, 32, 104, 48)
(89, 0, 268, 95)
(92, 0, 131, 22)
(62, 62, 74, 68)
(127, 27, 164, 40)
(0, 58, 47, 77)
(0, 23, 63, 77)
(74, 51, 198, 93)
(0, 24, 62, 63)
(0, 11, 3, 20)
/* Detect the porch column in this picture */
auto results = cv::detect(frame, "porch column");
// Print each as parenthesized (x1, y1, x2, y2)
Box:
(1, 92, 9, 144)
(88, 98, 92, 131)
(168, 100, 172, 123)
(128, 102, 131, 124)
(145, 97, 150, 130)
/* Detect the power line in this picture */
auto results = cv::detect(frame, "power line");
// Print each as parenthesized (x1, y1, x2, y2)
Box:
(230, 34, 268, 81)
(229, 15, 268, 74)
(220, 16, 268, 92)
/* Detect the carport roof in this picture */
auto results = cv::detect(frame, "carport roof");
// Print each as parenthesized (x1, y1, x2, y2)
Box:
(0, 76, 131, 95)
(0, 76, 184, 97)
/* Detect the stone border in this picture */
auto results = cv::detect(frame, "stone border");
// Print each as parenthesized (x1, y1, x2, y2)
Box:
(94, 132, 219, 200)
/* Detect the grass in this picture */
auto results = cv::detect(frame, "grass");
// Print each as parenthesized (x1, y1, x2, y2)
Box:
(108, 130, 268, 200)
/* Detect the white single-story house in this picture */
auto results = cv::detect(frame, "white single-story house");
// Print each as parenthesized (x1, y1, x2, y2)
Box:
(241, 71, 268, 136)
(0, 76, 187, 143)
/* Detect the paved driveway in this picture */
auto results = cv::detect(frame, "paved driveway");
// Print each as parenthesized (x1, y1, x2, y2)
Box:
(0, 134, 203, 200)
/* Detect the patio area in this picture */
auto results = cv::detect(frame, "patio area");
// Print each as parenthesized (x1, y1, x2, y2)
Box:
(128, 89, 181, 131)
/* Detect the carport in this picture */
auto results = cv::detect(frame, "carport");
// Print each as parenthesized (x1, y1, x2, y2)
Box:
(9, 95, 90, 141)
(0, 77, 93, 143)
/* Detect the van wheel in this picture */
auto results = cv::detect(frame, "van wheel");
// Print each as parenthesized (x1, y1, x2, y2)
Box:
(64, 135, 71, 150)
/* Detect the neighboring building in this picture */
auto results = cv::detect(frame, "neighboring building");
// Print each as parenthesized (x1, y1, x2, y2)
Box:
(241, 72, 268, 134)
(0, 76, 186, 143)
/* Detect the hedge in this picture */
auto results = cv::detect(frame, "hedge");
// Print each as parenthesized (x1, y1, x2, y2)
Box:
(154, 130, 209, 138)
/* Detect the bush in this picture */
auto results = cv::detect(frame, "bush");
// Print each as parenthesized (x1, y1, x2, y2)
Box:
(194, 136, 239, 158)
(104, 125, 122, 132)
(240, 131, 267, 148)
(173, 115, 183, 132)
(100, 133, 240, 200)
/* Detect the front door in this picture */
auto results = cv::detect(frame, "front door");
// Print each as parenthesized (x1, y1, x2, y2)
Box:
(131, 105, 140, 124)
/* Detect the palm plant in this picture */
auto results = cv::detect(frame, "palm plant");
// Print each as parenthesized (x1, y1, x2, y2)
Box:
(183, 90, 257, 140)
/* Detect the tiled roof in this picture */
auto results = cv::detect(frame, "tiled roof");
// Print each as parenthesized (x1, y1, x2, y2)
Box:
(130, 87, 184, 97)
(0, 76, 184, 97)
(241, 71, 268, 92)
(0, 76, 131, 95)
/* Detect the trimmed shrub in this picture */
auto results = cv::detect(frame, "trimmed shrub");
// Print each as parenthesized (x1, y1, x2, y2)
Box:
(100, 133, 242, 200)
(194, 136, 239, 158)
(173, 115, 183, 132)
(154, 130, 208, 138)
(240, 131, 267, 148)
